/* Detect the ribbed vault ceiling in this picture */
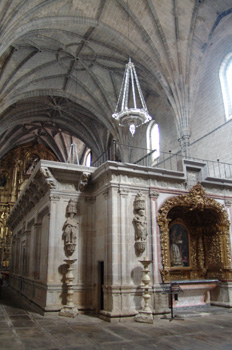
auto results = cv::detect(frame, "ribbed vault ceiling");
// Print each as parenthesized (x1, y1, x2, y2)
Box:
(0, 0, 232, 160)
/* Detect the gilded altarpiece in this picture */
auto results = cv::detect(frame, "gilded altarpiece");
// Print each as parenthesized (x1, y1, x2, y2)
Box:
(0, 143, 57, 268)
(157, 183, 232, 282)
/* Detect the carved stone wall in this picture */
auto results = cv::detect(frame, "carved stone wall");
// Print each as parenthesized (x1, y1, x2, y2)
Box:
(6, 160, 232, 318)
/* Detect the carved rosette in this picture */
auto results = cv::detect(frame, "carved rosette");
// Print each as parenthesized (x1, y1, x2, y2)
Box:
(157, 183, 232, 282)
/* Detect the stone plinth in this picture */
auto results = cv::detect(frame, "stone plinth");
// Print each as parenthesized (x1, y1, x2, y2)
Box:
(210, 281, 232, 307)
(172, 280, 218, 308)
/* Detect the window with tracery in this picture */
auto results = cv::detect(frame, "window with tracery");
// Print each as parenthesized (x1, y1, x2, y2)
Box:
(219, 53, 232, 120)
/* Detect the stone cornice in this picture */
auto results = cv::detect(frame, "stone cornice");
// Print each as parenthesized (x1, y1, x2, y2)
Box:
(90, 160, 232, 190)
(91, 161, 186, 183)
(7, 160, 94, 230)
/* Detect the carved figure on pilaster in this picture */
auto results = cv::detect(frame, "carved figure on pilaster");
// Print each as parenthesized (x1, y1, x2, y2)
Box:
(60, 199, 79, 318)
(133, 191, 148, 256)
(63, 199, 79, 257)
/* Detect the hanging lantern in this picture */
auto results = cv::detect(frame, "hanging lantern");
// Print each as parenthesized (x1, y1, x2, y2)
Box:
(112, 58, 152, 136)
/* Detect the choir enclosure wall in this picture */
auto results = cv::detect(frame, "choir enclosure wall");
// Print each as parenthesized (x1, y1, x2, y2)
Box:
(7, 159, 232, 320)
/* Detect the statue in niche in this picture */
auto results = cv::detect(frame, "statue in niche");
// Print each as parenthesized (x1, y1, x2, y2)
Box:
(169, 223, 189, 267)
(133, 191, 148, 255)
(63, 199, 79, 256)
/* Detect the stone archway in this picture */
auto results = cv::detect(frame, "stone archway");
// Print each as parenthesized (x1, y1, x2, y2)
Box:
(157, 183, 232, 283)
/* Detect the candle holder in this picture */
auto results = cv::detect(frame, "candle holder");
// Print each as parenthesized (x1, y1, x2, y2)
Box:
(135, 257, 153, 323)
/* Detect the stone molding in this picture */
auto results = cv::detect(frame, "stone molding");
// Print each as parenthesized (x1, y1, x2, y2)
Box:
(7, 160, 94, 230)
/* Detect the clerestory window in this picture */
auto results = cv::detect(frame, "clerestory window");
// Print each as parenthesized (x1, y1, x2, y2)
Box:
(219, 53, 232, 120)
(147, 121, 160, 162)
(83, 149, 91, 167)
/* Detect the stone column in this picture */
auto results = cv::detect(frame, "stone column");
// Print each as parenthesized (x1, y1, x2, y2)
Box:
(179, 125, 190, 158)
(150, 190, 169, 315)
(118, 187, 129, 285)
(84, 196, 96, 310)
(100, 186, 122, 318)
(135, 258, 153, 324)
(60, 258, 78, 317)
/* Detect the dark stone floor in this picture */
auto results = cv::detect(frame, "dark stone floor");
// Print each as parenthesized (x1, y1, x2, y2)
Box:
(1, 286, 232, 350)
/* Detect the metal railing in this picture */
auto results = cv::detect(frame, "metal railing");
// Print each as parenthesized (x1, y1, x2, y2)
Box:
(91, 145, 232, 180)
(135, 150, 232, 179)
(91, 150, 109, 167)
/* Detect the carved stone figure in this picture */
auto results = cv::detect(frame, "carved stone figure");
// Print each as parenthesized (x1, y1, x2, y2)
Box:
(133, 209, 147, 241)
(63, 199, 79, 256)
(79, 173, 90, 192)
(170, 229, 183, 267)
(133, 191, 148, 255)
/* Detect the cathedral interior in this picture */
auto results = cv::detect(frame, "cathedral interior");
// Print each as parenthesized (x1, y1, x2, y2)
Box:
(1, 0, 232, 326)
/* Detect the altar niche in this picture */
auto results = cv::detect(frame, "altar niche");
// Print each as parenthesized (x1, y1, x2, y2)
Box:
(169, 222, 190, 269)
(157, 183, 232, 283)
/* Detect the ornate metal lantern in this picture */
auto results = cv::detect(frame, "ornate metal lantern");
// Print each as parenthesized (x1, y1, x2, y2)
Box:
(112, 58, 152, 136)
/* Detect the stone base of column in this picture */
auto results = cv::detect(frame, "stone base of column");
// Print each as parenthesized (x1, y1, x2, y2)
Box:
(134, 311, 153, 324)
(59, 305, 78, 318)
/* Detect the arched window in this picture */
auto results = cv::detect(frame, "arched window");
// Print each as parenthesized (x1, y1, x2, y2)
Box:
(84, 150, 91, 167)
(219, 53, 232, 120)
(147, 121, 160, 161)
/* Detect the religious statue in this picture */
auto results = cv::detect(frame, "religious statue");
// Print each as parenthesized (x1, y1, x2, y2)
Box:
(133, 191, 148, 255)
(170, 230, 183, 267)
(63, 199, 79, 256)
(60, 199, 79, 317)
(169, 223, 189, 267)
(133, 209, 148, 241)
